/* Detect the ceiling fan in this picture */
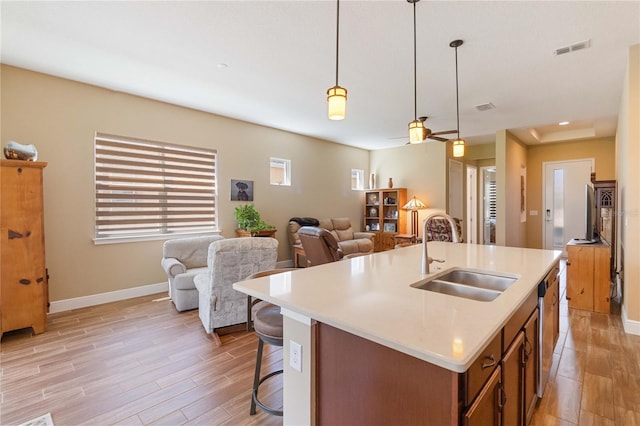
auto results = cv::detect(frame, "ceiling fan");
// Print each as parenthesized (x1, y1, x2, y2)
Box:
(411, 116, 457, 142)
(389, 116, 457, 144)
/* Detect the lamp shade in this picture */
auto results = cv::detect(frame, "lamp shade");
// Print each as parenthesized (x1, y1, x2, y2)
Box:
(452, 139, 465, 157)
(402, 196, 427, 211)
(327, 85, 347, 120)
(408, 119, 426, 143)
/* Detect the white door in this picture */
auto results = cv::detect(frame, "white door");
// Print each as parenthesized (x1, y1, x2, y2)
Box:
(449, 160, 463, 221)
(466, 165, 477, 244)
(542, 159, 594, 251)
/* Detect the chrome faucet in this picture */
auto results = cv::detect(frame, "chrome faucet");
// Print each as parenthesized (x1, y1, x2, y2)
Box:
(421, 214, 460, 275)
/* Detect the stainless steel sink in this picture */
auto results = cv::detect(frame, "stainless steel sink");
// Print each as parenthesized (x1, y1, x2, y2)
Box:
(434, 269, 517, 292)
(410, 268, 519, 301)
(414, 280, 501, 302)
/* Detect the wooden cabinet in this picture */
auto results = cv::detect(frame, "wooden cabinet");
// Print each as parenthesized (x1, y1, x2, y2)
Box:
(1, 160, 48, 338)
(523, 309, 539, 424)
(501, 331, 524, 426)
(464, 366, 502, 426)
(566, 240, 610, 313)
(316, 284, 547, 425)
(363, 188, 407, 251)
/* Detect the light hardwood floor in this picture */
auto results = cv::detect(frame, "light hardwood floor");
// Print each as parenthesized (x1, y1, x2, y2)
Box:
(1, 269, 639, 425)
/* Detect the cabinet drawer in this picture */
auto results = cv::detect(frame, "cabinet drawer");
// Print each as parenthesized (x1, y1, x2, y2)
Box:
(465, 331, 501, 406)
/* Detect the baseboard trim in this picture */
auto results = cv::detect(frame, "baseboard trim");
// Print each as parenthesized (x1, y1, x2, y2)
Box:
(622, 303, 640, 336)
(49, 282, 168, 313)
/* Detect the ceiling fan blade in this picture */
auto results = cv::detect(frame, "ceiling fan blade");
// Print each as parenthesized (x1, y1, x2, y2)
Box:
(430, 129, 457, 136)
(428, 136, 451, 142)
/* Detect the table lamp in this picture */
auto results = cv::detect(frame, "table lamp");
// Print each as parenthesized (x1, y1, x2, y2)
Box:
(402, 196, 427, 238)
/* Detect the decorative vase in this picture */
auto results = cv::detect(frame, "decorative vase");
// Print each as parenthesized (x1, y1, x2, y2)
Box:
(369, 173, 376, 189)
(3, 141, 38, 161)
(388, 177, 393, 188)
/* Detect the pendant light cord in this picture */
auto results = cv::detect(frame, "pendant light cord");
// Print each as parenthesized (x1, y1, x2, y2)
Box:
(412, 1, 417, 121)
(455, 44, 460, 139)
(335, 0, 340, 86)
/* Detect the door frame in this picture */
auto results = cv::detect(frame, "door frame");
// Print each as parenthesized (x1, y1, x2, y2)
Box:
(466, 165, 478, 244)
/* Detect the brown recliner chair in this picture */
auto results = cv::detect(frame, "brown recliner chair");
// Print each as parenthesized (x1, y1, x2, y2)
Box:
(298, 226, 343, 266)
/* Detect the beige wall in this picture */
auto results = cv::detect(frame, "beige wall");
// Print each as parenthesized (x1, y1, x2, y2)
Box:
(525, 137, 616, 248)
(495, 130, 528, 247)
(616, 44, 640, 327)
(369, 142, 447, 237)
(1, 65, 369, 301)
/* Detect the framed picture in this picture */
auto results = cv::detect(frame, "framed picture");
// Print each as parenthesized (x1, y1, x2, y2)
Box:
(231, 179, 254, 201)
(383, 223, 396, 232)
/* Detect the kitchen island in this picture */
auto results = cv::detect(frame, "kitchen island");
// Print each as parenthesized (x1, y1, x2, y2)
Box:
(234, 241, 561, 425)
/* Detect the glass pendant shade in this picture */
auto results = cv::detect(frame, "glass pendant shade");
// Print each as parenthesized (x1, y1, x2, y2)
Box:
(327, 85, 347, 120)
(408, 119, 426, 143)
(452, 138, 465, 157)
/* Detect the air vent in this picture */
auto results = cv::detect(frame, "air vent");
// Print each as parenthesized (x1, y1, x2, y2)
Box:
(554, 39, 591, 56)
(475, 102, 496, 112)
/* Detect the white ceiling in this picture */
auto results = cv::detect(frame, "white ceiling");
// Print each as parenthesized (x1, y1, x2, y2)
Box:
(2, 1, 639, 151)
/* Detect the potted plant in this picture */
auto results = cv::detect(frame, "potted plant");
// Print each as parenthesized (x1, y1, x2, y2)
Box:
(234, 204, 277, 237)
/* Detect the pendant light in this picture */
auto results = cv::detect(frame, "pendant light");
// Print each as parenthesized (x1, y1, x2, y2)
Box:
(450, 39, 465, 157)
(408, 0, 426, 143)
(327, 0, 347, 120)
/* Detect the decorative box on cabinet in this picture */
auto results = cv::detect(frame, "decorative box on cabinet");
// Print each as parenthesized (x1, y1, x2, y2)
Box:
(566, 239, 610, 313)
(364, 188, 407, 251)
(1, 160, 48, 338)
(591, 173, 616, 279)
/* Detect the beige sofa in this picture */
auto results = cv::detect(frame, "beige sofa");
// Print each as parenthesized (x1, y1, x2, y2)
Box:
(288, 217, 374, 267)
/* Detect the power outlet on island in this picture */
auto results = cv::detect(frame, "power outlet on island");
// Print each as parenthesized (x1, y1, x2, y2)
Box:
(290, 340, 302, 372)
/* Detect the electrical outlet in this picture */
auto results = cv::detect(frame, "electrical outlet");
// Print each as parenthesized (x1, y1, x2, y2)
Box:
(290, 340, 302, 372)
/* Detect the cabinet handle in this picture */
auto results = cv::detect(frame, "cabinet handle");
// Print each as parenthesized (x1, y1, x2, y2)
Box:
(498, 382, 507, 410)
(19, 279, 31, 285)
(566, 261, 571, 266)
(36, 277, 44, 283)
(8, 229, 24, 239)
(523, 337, 533, 361)
(481, 354, 496, 369)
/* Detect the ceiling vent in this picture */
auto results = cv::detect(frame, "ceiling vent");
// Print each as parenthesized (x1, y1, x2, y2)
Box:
(553, 39, 591, 56)
(475, 102, 496, 112)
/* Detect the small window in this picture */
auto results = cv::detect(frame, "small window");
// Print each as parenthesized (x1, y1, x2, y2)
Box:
(351, 169, 364, 190)
(94, 133, 218, 243)
(270, 157, 291, 186)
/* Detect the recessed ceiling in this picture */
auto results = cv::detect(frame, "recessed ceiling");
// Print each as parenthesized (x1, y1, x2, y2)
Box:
(1, 1, 638, 150)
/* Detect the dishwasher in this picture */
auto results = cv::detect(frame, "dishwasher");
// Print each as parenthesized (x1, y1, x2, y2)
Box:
(537, 265, 560, 398)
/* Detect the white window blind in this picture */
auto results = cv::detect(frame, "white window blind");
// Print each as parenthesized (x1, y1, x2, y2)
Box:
(94, 133, 217, 241)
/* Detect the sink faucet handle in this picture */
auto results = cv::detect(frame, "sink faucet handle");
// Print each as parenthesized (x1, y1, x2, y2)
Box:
(429, 257, 445, 264)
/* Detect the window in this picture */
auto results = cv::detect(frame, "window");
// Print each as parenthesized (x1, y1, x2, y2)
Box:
(270, 157, 291, 186)
(94, 133, 217, 242)
(351, 169, 364, 190)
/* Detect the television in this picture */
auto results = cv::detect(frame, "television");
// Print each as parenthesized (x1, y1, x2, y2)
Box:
(584, 183, 599, 242)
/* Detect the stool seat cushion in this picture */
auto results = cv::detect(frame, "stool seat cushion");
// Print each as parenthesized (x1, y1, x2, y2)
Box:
(254, 304, 283, 339)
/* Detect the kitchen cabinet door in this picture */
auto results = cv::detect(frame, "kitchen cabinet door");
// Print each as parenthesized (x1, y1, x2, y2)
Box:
(523, 309, 539, 424)
(502, 331, 524, 426)
(464, 365, 502, 426)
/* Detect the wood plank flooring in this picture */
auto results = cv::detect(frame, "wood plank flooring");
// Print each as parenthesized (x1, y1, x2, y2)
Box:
(1, 295, 282, 425)
(1, 266, 639, 425)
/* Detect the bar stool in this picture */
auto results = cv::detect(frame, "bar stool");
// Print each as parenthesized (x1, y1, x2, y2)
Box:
(250, 302, 283, 416)
(244, 268, 295, 417)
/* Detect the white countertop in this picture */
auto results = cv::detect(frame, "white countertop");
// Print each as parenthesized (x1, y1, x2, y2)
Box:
(233, 242, 561, 372)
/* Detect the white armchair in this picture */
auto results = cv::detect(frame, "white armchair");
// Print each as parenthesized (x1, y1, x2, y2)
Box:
(161, 235, 224, 312)
(194, 237, 278, 344)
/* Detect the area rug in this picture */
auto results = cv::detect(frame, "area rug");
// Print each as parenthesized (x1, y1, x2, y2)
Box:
(18, 413, 54, 426)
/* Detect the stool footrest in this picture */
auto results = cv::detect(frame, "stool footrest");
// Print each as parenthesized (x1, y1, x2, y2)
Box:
(251, 369, 283, 416)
